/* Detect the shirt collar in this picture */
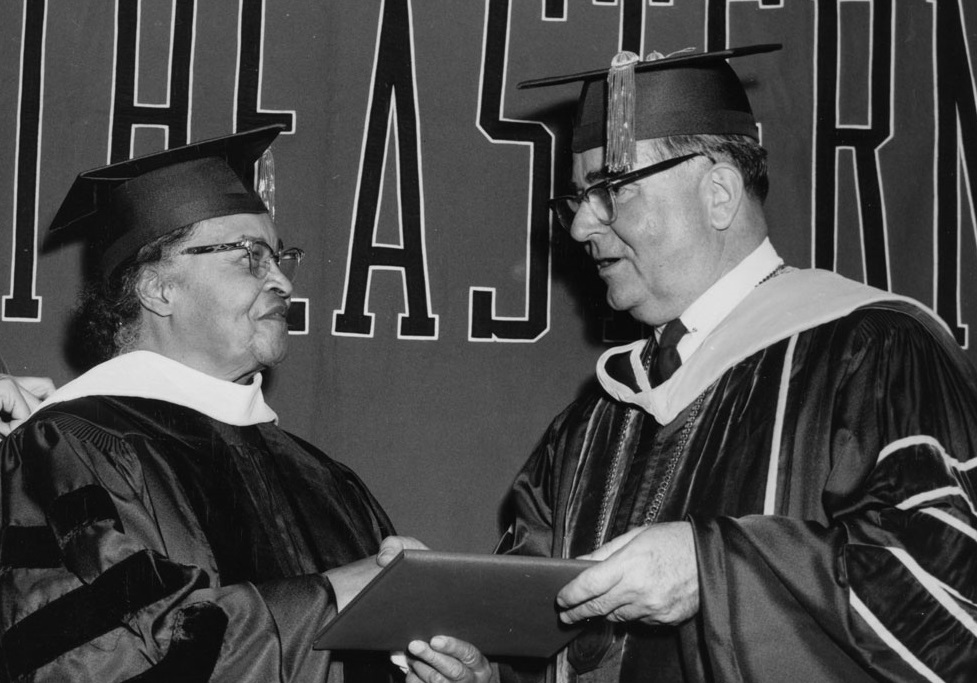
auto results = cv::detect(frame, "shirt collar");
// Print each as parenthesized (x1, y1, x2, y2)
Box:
(668, 238, 783, 361)
(35, 350, 278, 426)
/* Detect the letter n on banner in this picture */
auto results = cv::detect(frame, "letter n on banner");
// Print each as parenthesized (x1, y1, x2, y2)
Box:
(332, 0, 438, 340)
(934, 0, 977, 348)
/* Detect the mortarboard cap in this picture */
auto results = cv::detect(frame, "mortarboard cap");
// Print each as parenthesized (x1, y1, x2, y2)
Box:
(49, 123, 286, 278)
(519, 44, 781, 171)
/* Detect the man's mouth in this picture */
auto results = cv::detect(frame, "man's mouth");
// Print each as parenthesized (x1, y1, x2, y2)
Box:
(261, 303, 290, 321)
(595, 257, 621, 270)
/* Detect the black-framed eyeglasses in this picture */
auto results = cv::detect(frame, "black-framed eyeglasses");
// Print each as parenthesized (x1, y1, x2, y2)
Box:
(549, 153, 707, 231)
(180, 239, 305, 281)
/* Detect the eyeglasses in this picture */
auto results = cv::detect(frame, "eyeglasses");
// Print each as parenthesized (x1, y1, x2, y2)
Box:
(549, 153, 706, 231)
(180, 239, 305, 281)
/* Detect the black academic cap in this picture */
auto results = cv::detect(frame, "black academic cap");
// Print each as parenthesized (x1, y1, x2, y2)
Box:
(49, 123, 286, 278)
(519, 44, 781, 157)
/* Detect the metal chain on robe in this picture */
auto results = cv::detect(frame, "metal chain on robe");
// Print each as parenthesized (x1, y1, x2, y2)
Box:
(635, 266, 787, 526)
(593, 265, 787, 547)
(758, 263, 791, 286)
(593, 392, 707, 551)
(593, 338, 657, 550)
(593, 406, 640, 552)
(642, 393, 705, 524)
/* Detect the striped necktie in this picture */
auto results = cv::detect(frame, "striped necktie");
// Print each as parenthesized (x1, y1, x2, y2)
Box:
(650, 318, 687, 386)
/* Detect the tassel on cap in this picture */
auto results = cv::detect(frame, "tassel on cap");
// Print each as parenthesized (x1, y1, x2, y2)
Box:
(257, 147, 276, 221)
(605, 51, 639, 173)
(604, 48, 698, 172)
(519, 45, 780, 153)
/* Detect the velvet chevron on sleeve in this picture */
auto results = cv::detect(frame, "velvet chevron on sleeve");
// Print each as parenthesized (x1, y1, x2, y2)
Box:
(692, 304, 977, 682)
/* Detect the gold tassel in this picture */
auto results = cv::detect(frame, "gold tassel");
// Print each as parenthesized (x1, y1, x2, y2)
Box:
(256, 147, 276, 221)
(605, 51, 639, 173)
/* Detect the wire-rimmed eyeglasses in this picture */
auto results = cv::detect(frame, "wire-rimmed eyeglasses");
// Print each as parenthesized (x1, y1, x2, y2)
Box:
(549, 153, 707, 231)
(180, 239, 305, 281)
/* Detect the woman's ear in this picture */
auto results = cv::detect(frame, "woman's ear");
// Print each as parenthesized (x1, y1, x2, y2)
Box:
(703, 163, 744, 232)
(135, 266, 175, 318)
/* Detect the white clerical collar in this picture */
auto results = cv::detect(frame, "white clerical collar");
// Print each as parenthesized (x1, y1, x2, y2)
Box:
(668, 238, 783, 363)
(36, 350, 278, 426)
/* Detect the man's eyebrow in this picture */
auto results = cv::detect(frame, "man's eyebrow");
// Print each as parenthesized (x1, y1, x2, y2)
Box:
(573, 169, 611, 191)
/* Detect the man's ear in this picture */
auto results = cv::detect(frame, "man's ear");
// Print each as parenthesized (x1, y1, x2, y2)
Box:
(703, 163, 744, 232)
(135, 266, 175, 317)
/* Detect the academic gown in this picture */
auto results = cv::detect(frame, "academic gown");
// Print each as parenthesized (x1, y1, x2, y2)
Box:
(0, 390, 395, 682)
(499, 270, 977, 682)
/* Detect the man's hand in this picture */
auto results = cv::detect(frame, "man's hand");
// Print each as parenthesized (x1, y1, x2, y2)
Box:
(556, 522, 699, 626)
(0, 375, 55, 438)
(403, 636, 496, 683)
(324, 536, 428, 611)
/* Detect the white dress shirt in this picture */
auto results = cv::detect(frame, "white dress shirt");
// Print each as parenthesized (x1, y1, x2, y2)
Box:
(666, 237, 784, 365)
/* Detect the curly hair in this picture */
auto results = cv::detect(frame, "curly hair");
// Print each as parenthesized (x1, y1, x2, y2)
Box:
(72, 225, 196, 366)
(643, 134, 770, 203)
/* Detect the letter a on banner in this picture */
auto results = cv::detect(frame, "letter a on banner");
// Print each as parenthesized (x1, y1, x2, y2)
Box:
(333, 0, 438, 339)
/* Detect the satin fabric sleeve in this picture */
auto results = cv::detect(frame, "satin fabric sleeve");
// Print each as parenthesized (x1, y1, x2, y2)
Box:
(691, 307, 977, 682)
(0, 413, 338, 682)
(496, 408, 579, 683)
(497, 402, 585, 560)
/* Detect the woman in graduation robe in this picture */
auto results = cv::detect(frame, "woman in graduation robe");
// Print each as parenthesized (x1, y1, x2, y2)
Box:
(0, 126, 411, 682)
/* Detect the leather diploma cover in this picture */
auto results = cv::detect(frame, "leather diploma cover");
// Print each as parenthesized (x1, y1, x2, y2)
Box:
(314, 550, 592, 658)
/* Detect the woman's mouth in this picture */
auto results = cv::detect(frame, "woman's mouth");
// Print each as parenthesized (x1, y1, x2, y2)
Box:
(596, 257, 621, 271)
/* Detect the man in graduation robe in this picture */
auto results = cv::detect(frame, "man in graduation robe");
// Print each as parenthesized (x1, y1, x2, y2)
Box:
(0, 125, 411, 682)
(406, 47, 977, 683)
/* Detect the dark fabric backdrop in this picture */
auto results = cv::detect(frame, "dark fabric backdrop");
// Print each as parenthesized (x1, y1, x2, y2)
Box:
(2, 0, 975, 552)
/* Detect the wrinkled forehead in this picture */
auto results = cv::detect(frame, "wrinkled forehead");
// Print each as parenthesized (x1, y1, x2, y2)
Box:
(571, 138, 681, 189)
(188, 212, 281, 247)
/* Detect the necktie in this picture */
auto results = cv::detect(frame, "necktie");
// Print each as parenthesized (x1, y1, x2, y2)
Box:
(650, 318, 687, 386)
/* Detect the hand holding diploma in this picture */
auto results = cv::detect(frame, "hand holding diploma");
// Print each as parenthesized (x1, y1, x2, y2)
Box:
(324, 537, 498, 682)
(324, 535, 428, 611)
(404, 636, 496, 683)
(556, 521, 699, 626)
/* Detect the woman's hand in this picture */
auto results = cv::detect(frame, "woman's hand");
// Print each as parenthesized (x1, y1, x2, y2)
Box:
(404, 636, 496, 683)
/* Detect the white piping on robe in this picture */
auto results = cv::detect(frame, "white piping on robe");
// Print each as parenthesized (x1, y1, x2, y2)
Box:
(849, 591, 945, 683)
(764, 334, 798, 515)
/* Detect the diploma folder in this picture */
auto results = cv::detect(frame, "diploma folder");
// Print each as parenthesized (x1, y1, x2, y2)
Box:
(314, 550, 592, 658)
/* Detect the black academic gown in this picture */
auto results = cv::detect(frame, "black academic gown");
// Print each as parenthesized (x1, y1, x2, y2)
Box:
(499, 271, 977, 682)
(0, 395, 395, 682)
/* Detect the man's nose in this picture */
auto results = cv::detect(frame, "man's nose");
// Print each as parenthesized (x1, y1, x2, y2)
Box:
(568, 202, 611, 243)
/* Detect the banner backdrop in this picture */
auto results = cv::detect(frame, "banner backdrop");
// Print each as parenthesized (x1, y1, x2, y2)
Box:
(2, 0, 976, 552)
